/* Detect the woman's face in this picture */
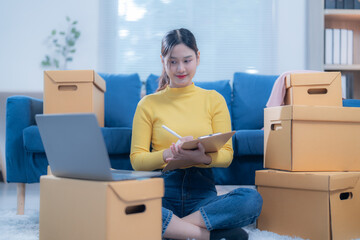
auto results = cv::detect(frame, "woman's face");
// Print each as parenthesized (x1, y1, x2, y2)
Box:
(162, 43, 200, 88)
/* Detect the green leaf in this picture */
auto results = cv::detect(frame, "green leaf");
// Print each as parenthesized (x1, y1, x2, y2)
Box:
(72, 21, 78, 25)
(51, 30, 56, 35)
(67, 40, 75, 47)
(54, 59, 59, 68)
(66, 57, 73, 62)
(66, 16, 70, 22)
(41, 59, 51, 66)
(59, 32, 65, 35)
(71, 28, 76, 33)
(70, 49, 76, 53)
(74, 32, 80, 39)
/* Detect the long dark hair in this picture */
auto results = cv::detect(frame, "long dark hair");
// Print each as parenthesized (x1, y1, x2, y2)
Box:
(157, 28, 199, 92)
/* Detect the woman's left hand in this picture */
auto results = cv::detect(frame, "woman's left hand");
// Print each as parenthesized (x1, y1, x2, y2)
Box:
(165, 142, 212, 165)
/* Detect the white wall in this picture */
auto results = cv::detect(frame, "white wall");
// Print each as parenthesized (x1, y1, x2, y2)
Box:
(0, 0, 100, 92)
(0, 0, 307, 91)
(276, 0, 307, 73)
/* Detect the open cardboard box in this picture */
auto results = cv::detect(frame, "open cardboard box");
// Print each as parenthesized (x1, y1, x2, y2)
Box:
(264, 105, 360, 171)
(256, 170, 360, 240)
(44, 70, 106, 127)
(285, 72, 342, 106)
(40, 175, 164, 240)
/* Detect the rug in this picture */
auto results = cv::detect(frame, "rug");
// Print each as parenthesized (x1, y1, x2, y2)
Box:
(0, 209, 310, 240)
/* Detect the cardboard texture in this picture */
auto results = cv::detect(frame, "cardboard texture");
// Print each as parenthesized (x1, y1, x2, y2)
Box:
(40, 175, 164, 240)
(256, 170, 360, 240)
(284, 72, 342, 106)
(44, 70, 106, 127)
(264, 105, 360, 171)
(181, 131, 235, 152)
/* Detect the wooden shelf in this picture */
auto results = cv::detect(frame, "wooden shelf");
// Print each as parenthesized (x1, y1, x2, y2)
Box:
(324, 64, 360, 71)
(325, 9, 360, 21)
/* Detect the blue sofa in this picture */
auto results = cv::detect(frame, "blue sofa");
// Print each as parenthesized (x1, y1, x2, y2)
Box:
(6, 72, 278, 186)
(7, 72, 360, 187)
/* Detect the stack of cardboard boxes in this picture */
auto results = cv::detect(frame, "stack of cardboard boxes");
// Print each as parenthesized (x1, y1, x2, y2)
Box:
(39, 71, 164, 240)
(256, 72, 360, 240)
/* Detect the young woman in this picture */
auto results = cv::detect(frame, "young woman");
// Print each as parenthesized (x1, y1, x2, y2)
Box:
(130, 28, 262, 240)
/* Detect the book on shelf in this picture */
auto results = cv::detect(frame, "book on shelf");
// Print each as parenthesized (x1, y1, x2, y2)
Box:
(347, 30, 353, 65)
(336, 0, 344, 8)
(355, 0, 360, 9)
(325, 29, 333, 65)
(344, 0, 354, 8)
(341, 72, 354, 99)
(340, 29, 348, 65)
(333, 29, 341, 65)
(325, 28, 354, 66)
(325, 0, 336, 8)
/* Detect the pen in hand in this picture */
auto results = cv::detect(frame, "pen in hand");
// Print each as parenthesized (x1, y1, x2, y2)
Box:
(162, 125, 182, 139)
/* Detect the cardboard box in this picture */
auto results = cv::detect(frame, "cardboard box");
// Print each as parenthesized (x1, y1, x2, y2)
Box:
(44, 70, 106, 127)
(264, 105, 360, 171)
(256, 170, 360, 240)
(40, 175, 164, 240)
(285, 72, 342, 106)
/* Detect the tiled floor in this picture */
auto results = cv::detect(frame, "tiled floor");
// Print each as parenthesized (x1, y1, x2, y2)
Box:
(0, 182, 40, 212)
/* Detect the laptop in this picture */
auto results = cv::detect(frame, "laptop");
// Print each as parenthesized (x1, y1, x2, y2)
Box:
(35, 113, 161, 181)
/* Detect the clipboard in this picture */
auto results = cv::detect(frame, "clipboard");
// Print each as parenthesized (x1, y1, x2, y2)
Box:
(162, 131, 235, 172)
(181, 131, 235, 153)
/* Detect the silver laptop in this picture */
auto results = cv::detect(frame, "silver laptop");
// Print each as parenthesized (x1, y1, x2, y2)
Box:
(35, 113, 161, 181)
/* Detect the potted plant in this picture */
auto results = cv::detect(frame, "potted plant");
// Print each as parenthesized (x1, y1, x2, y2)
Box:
(41, 16, 81, 70)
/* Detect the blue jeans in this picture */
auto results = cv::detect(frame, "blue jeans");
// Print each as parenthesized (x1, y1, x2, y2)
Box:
(161, 168, 263, 236)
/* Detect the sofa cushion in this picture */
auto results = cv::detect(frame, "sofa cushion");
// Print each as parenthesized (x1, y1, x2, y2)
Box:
(146, 74, 159, 95)
(233, 130, 264, 157)
(23, 125, 132, 155)
(145, 74, 232, 112)
(232, 72, 278, 130)
(343, 99, 360, 107)
(99, 73, 142, 128)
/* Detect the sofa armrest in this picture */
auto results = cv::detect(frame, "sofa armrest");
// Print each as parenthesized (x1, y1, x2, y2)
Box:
(6, 96, 43, 182)
(233, 130, 264, 157)
(23, 126, 132, 155)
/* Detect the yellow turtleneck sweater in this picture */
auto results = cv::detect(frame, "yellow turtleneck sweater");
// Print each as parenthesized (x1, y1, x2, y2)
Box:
(130, 83, 233, 171)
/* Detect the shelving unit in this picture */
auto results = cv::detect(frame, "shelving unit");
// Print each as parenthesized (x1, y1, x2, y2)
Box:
(323, 7, 360, 98)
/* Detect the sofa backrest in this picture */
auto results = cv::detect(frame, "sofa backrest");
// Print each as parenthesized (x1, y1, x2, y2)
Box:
(232, 72, 278, 130)
(145, 74, 232, 112)
(99, 73, 142, 128)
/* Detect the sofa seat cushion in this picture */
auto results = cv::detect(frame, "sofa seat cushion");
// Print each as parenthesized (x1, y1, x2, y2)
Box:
(233, 130, 264, 157)
(23, 125, 132, 155)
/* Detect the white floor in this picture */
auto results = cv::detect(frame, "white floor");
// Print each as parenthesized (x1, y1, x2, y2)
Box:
(0, 182, 313, 240)
(0, 183, 247, 212)
(0, 183, 40, 212)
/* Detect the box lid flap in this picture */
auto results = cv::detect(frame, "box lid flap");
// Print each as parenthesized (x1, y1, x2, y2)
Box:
(109, 178, 164, 202)
(329, 173, 360, 191)
(265, 105, 360, 123)
(93, 71, 106, 92)
(256, 170, 360, 191)
(44, 70, 106, 91)
(285, 72, 340, 88)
